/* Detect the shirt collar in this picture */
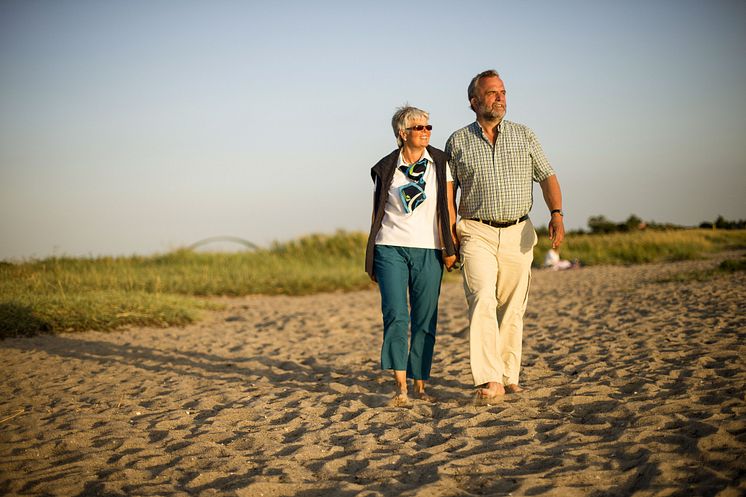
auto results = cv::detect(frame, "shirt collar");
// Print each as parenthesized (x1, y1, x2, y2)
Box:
(473, 119, 503, 138)
(398, 148, 433, 168)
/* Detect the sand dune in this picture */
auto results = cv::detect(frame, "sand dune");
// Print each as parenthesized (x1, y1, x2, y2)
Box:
(1, 253, 744, 496)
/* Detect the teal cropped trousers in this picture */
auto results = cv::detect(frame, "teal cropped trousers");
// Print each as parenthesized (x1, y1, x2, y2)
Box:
(373, 245, 443, 380)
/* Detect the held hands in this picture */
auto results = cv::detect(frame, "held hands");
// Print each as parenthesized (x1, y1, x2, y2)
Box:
(444, 237, 461, 272)
(444, 254, 459, 271)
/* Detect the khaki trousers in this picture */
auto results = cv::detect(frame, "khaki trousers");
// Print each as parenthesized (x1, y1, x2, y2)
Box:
(457, 218, 537, 386)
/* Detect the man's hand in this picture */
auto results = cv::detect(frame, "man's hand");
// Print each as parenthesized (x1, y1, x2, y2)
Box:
(549, 214, 565, 249)
(539, 175, 565, 248)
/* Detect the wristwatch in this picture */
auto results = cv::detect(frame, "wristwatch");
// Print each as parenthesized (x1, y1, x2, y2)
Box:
(550, 209, 564, 216)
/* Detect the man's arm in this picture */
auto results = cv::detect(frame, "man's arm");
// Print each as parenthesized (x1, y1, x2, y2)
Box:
(539, 174, 565, 249)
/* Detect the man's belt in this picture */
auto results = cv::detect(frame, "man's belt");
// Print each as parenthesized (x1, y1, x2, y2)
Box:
(467, 214, 529, 229)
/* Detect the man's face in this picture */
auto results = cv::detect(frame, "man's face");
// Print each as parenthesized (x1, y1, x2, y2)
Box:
(472, 76, 506, 121)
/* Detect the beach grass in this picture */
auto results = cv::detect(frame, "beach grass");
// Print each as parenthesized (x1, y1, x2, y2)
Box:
(0, 291, 212, 338)
(532, 228, 746, 266)
(0, 231, 369, 338)
(2, 229, 744, 337)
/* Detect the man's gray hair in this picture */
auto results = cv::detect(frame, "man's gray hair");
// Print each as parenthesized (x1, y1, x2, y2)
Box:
(391, 105, 429, 148)
(467, 69, 500, 111)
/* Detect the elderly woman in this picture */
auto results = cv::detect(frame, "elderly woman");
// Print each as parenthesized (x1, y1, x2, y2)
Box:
(364, 105, 458, 406)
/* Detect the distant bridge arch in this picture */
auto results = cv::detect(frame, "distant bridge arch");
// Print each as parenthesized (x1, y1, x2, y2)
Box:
(187, 236, 260, 251)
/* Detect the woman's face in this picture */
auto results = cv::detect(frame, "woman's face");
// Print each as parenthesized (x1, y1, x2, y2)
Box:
(400, 116, 431, 149)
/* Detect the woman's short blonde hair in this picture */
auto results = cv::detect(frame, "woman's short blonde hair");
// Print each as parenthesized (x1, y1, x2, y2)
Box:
(391, 105, 429, 148)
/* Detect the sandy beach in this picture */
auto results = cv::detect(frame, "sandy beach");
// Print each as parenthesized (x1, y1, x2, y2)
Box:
(1, 253, 744, 497)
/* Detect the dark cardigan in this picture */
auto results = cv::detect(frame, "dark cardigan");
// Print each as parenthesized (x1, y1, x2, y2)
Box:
(364, 145, 457, 279)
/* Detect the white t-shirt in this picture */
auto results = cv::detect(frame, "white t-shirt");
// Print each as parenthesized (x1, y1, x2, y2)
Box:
(375, 149, 453, 249)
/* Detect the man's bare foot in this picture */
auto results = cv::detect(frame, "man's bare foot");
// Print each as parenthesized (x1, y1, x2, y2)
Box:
(505, 384, 524, 393)
(477, 382, 505, 399)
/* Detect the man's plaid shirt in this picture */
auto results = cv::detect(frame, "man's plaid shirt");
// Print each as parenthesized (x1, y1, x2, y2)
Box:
(445, 120, 555, 222)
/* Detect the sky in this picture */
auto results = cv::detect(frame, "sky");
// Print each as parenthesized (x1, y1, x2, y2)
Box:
(1, 0, 744, 259)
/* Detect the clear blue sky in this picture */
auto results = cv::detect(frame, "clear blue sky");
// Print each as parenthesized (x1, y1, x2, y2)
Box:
(1, 0, 744, 259)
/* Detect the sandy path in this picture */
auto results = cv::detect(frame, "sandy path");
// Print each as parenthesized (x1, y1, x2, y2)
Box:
(2, 254, 745, 496)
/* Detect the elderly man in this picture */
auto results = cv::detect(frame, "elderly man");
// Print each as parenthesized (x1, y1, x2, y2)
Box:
(446, 69, 565, 399)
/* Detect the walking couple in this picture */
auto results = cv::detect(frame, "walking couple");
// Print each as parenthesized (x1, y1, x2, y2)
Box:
(364, 70, 565, 405)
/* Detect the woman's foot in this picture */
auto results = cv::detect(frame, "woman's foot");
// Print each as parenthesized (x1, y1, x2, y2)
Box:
(389, 390, 409, 407)
(388, 370, 409, 406)
(412, 379, 436, 402)
(505, 383, 524, 393)
(412, 390, 436, 402)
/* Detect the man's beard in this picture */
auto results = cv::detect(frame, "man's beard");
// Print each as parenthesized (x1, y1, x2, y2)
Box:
(478, 103, 505, 121)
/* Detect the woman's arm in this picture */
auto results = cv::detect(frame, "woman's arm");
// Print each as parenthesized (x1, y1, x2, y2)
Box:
(441, 181, 458, 270)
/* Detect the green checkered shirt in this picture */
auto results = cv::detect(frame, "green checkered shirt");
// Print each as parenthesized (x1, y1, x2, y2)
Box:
(445, 120, 555, 222)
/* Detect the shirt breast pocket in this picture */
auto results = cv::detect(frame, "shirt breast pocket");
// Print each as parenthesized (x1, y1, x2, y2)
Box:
(500, 142, 531, 172)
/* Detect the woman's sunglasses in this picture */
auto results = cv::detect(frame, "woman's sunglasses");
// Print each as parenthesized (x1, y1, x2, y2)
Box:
(406, 125, 433, 131)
